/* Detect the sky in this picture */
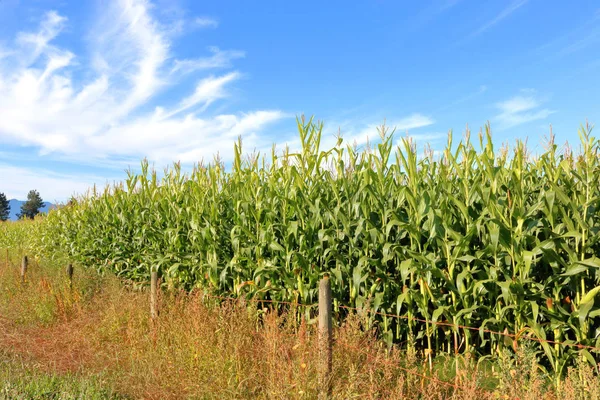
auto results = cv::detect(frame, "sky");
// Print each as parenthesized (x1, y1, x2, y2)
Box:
(0, 0, 599, 203)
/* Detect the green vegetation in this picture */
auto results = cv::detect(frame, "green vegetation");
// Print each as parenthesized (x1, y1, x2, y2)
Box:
(2, 119, 600, 377)
(0, 353, 123, 400)
(18, 190, 45, 220)
(0, 193, 9, 221)
(1, 252, 600, 399)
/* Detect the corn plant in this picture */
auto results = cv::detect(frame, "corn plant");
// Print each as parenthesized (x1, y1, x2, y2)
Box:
(2, 118, 600, 374)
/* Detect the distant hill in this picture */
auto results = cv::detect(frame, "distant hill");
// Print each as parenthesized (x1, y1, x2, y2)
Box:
(7, 199, 55, 221)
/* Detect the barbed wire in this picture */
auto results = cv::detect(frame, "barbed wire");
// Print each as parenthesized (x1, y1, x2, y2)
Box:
(202, 293, 600, 353)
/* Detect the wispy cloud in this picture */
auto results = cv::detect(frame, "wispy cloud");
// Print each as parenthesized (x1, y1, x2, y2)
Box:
(392, 114, 436, 132)
(171, 47, 245, 75)
(164, 71, 242, 118)
(470, 0, 528, 38)
(194, 16, 219, 29)
(558, 30, 600, 56)
(536, 12, 600, 59)
(0, 0, 284, 169)
(0, 163, 112, 202)
(494, 90, 555, 129)
(266, 113, 436, 156)
(332, 114, 435, 148)
(397, 131, 447, 146)
(437, 85, 487, 112)
(405, 0, 464, 32)
(16, 10, 68, 63)
(451, 0, 528, 46)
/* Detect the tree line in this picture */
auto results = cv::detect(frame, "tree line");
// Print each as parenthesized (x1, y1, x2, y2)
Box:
(0, 190, 45, 221)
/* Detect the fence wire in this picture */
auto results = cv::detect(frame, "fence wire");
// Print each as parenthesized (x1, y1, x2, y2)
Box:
(202, 293, 600, 353)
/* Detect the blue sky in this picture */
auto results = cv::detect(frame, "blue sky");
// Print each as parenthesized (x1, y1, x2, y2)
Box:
(0, 0, 598, 202)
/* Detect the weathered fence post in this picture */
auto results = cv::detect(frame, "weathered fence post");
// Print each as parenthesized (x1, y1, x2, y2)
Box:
(150, 270, 158, 320)
(66, 263, 74, 289)
(319, 275, 333, 399)
(20, 255, 28, 284)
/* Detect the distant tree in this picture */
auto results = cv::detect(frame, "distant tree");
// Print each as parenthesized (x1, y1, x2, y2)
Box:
(18, 190, 44, 220)
(0, 192, 9, 221)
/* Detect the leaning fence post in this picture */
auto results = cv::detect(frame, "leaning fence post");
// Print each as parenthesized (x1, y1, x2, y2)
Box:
(20, 255, 28, 284)
(150, 270, 158, 320)
(319, 275, 333, 399)
(66, 263, 74, 289)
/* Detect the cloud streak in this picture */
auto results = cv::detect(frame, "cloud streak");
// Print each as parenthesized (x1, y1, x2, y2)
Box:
(171, 47, 245, 75)
(0, 163, 112, 202)
(494, 91, 555, 129)
(194, 16, 219, 29)
(329, 114, 435, 149)
(0, 0, 284, 166)
(436, 85, 487, 112)
(453, 0, 528, 46)
(536, 12, 600, 60)
(472, 0, 528, 37)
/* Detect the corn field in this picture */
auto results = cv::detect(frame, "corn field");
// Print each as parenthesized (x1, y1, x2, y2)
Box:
(2, 118, 600, 375)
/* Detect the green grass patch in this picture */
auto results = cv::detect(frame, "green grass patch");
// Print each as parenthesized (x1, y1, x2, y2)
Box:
(0, 352, 125, 400)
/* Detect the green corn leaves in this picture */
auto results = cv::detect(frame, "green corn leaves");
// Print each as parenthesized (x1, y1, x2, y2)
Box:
(1, 119, 599, 373)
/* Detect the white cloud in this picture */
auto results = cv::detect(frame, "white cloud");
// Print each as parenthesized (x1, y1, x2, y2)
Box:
(194, 17, 219, 29)
(452, 0, 528, 46)
(437, 85, 487, 112)
(0, 0, 284, 166)
(87, 110, 285, 164)
(16, 10, 67, 64)
(342, 114, 435, 147)
(405, 0, 464, 32)
(171, 47, 245, 75)
(497, 96, 538, 114)
(251, 113, 436, 158)
(164, 71, 242, 118)
(536, 12, 600, 59)
(401, 132, 447, 142)
(0, 163, 111, 202)
(471, 0, 528, 38)
(394, 114, 435, 131)
(494, 91, 555, 129)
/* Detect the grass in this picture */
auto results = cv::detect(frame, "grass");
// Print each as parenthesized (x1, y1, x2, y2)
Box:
(0, 351, 123, 400)
(2, 251, 600, 399)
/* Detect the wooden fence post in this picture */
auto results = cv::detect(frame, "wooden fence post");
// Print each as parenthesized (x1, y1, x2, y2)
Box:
(66, 263, 74, 289)
(150, 270, 158, 320)
(319, 275, 333, 399)
(20, 255, 28, 284)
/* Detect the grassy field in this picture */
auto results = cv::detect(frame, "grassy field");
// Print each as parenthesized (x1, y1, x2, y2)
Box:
(1, 251, 600, 399)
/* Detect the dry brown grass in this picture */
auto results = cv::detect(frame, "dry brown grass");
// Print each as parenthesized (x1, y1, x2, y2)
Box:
(1, 253, 600, 399)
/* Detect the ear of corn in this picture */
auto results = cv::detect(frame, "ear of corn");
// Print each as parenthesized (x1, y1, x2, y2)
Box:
(2, 118, 600, 372)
